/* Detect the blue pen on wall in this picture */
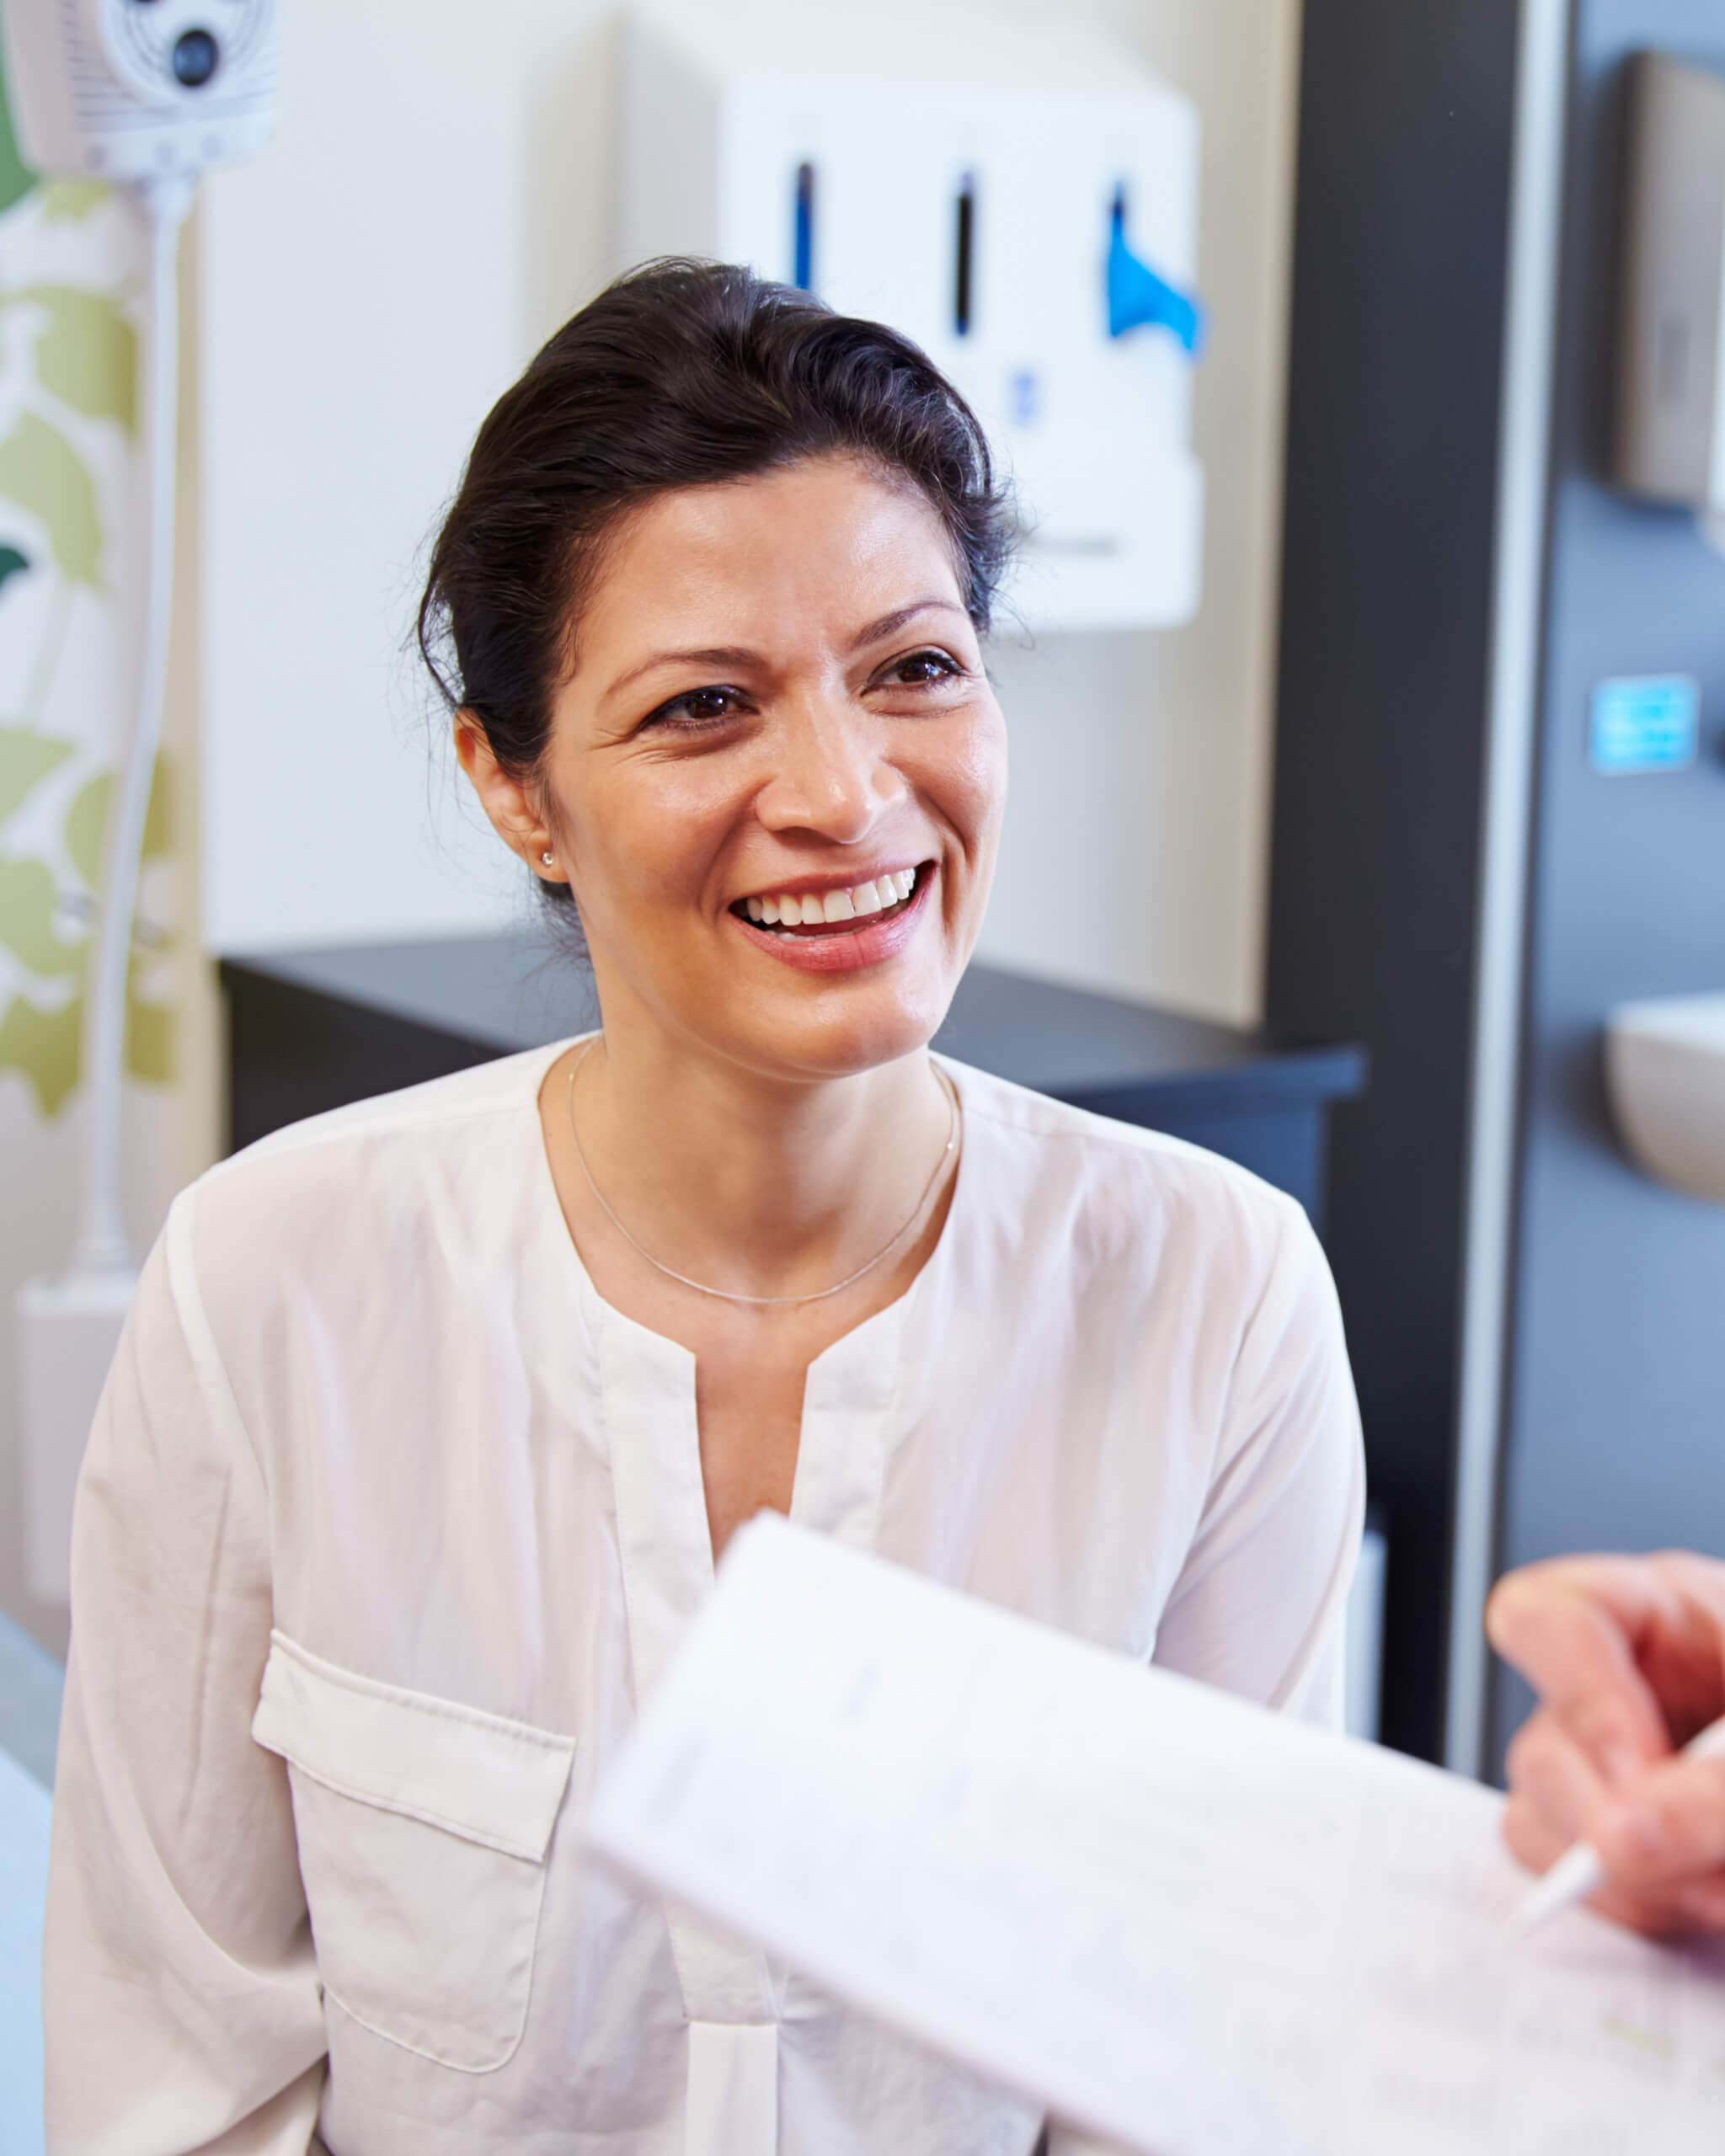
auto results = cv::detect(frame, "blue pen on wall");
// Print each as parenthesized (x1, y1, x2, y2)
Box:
(793, 161, 815, 291)
(1106, 184, 1205, 355)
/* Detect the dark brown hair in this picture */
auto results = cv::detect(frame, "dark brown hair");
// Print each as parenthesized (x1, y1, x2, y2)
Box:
(417, 257, 1013, 818)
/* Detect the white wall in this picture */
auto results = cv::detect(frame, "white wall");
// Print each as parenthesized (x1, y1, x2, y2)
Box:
(199, 0, 1301, 1026)
(199, 0, 617, 951)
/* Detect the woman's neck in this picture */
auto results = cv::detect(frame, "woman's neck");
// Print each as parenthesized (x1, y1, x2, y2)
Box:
(563, 1017, 955, 1305)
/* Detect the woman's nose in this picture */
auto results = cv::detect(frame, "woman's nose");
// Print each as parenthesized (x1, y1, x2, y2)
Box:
(755, 698, 904, 844)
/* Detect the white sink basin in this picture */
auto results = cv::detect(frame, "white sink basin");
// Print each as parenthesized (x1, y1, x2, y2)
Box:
(1605, 994, 1725, 1205)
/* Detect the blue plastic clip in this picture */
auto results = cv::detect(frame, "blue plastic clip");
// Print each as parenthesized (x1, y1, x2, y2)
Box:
(1106, 190, 1204, 356)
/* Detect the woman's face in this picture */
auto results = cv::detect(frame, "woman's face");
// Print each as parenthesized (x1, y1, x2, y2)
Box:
(498, 456, 1007, 1084)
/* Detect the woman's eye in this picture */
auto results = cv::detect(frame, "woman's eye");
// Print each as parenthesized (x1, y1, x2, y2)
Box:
(645, 685, 746, 729)
(884, 648, 964, 686)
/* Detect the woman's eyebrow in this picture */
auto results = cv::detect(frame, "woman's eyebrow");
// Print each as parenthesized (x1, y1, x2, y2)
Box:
(846, 598, 968, 652)
(605, 645, 761, 700)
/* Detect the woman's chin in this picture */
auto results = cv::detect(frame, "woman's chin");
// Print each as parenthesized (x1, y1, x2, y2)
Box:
(720, 978, 957, 1086)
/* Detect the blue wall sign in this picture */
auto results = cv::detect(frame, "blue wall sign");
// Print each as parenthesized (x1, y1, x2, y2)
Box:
(1588, 675, 1701, 776)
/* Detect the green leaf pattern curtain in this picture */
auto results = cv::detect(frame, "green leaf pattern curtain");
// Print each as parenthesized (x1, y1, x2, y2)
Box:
(0, 49, 175, 1125)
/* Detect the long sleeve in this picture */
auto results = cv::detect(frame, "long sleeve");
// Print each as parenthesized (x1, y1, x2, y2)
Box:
(1149, 1195, 1365, 1731)
(1047, 1207, 1365, 2156)
(44, 1190, 328, 2153)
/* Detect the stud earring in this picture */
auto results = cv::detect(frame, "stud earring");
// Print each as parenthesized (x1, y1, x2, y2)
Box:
(541, 851, 556, 867)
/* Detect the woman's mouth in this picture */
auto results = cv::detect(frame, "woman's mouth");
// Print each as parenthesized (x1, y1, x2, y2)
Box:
(726, 863, 936, 974)
(730, 865, 925, 937)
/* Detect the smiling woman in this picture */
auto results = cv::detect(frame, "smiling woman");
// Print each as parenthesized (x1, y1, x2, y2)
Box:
(43, 261, 1365, 2156)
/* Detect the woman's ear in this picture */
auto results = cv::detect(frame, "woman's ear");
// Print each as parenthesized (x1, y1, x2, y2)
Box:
(453, 714, 566, 883)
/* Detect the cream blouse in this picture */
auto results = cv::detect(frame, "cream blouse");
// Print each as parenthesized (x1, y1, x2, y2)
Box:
(44, 1042, 1364, 2156)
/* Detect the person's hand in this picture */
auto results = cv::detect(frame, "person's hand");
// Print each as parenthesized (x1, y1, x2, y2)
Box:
(1486, 1551, 1725, 1936)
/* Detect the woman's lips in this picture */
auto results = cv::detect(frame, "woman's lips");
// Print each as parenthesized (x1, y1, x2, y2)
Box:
(729, 864, 936, 974)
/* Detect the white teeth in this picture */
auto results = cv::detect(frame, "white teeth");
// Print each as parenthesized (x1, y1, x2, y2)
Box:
(742, 868, 922, 930)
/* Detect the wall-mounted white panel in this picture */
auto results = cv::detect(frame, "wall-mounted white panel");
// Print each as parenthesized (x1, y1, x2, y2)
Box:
(619, 14, 1204, 633)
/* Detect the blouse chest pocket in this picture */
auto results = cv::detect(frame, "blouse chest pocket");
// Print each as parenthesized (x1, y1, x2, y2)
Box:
(251, 1630, 575, 2074)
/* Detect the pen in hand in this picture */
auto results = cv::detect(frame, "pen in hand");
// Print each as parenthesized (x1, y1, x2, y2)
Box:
(1509, 1710, 1725, 1935)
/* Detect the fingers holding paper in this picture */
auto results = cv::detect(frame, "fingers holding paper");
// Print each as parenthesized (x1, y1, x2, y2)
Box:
(1488, 1550, 1725, 1936)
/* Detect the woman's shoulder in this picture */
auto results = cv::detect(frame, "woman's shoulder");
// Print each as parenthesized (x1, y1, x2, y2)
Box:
(186, 1043, 568, 1247)
(939, 1052, 1311, 1255)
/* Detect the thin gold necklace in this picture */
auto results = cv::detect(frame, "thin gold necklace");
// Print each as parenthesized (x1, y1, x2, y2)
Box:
(563, 1038, 959, 1308)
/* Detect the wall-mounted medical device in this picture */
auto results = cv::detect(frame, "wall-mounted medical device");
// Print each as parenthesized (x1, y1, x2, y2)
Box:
(0, 0, 278, 181)
(1610, 51, 1725, 545)
(617, 13, 1206, 635)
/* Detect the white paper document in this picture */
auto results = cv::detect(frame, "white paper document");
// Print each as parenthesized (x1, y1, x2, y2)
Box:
(586, 1516, 1725, 2155)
